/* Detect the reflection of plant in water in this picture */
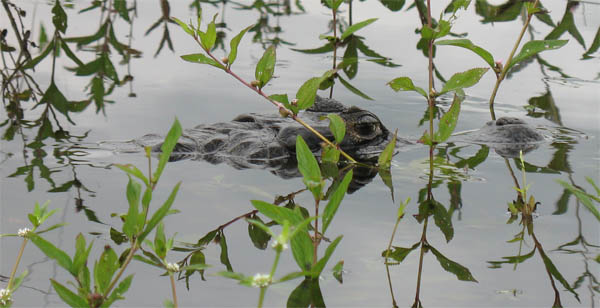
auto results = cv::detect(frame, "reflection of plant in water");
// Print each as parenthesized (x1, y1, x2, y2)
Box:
(232, 0, 301, 48)
(488, 151, 581, 307)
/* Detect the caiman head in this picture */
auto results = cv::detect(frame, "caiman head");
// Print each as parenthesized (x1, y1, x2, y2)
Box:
(276, 97, 394, 161)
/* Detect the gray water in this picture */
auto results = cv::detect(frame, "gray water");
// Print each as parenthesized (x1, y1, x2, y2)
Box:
(1, 0, 599, 307)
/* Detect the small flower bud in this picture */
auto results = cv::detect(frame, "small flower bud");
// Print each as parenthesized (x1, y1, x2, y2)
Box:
(166, 262, 180, 273)
(278, 107, 291, 118)
(250, 80, 260, 88)
(18, 228, 31, 237)
(291, 99, 298, 106)
(251, 273, 271, 288)
(221, 57, 229, 64)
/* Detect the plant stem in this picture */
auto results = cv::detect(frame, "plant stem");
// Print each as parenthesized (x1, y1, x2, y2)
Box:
(169, 273, 178, 308)
(488, 0, 539, 120)
(414, 216, 429, 306)
(313, 198, 320, 267)
(257, 287, 267, 308)
(330, 7, 337, 99)
(103, 240, 138, 299)
(7, 238, 28, 290)
(197, 43, 357, 163)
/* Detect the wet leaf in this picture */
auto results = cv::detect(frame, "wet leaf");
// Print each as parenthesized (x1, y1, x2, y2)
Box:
(228, 25, 253, 68)
(341, 18, 377, 40)
(435, 39, 494, 68)
(312, 236, 343, 278)
(378, 130, 397, 168)
(94, 246, 119, 294)
(428, 244, 477, 282)
(138, 182, 181, 242)
(420, 91, 464, 145)
(50, 279, 88, 307)
(23, 39, 55, 69)
(181, 53, 225, 70)
(52, 1, 67, 34)
(248, 216, 272, 250)
(339, 76, 373, 100)
(556, 180, 600, 221)
(440, 68, 488, 95)
(538, 245, 580, 302)
(431, 200, 454, 242)
(153, 119, 182, 184)
(287, 278, 325, 308)
(388, 77, 428, 98)
(255, 45, 276, 89)
(218, 231, 234, 272)
(322, 171, 352, 234)
(251, 200, 314, 271)
(332, 260, 344, 283)
(379, 0, 406, 11)
(382, 242, 420, 263)
(506, 40, 568, 71)
(29, 233, 73, 274)
(296, 136, 323, 199)
(326, 114, 345, 144)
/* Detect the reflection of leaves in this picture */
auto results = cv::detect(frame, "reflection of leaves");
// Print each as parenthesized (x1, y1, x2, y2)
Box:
(379, 0, 406, 11)
(545, 7, 585, 49)
(431, 200, 454, 242)
(428, 244, 478, 282)
(583, 27, 600, 59)
(556, 180, 600, 222)
(538, 243, 581, 302)
(287, 278, 325, 308)
(526, 90, 561, 124)
(382, 242, 420, 263)
(420, 91, 464, 145)
(553, 188, 571, 215)
(487, 248, 536, 268)
(454, 146, 489, 169)
(475, 0, 523, 23)
(507, 40, 568, 71)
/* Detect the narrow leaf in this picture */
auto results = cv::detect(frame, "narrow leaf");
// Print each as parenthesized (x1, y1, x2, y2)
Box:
(435, 39, 495, 68)
(181, 53, 225, 70)
(440, 68, 489, 95)
(341, 18, 378, 40)
(388, 77, 427, 98)
(153, 119, 183, 183)
(322, 171, 352, 234)
(50, 279, 88, 307)
(507, 40, 569, 71)
(255, 45, 276, 89)
(228, 25, 253, 68)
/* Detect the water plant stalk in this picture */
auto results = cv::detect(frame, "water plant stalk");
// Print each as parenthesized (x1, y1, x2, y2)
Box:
(488, 0, 540, 120)
(169, 273, 178, 308)
(329, 5, 338, 99)
(102, 239, 139, 299)
(6, 238, 28, 290)
(414, 217, 429, 307)
(196, 40, 357, 163)
(313, 198, 321, 266)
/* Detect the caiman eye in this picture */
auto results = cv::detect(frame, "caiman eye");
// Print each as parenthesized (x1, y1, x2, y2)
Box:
(355, 115, 379, 137)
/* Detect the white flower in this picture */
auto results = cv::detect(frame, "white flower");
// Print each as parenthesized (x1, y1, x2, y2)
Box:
(251, 273, 271, 288)
(0, 288, 12, 306)
(17, 228, 31, 237)
(166, 262, 180, 273)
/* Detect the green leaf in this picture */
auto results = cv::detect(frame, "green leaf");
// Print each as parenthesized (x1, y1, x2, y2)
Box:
(296, 136, 323, 200)
(139, 182, 181, 242)
(435, 39, 494, 68)
(255, 45, 276, 89)
(38, 82, 75, 124)
(276, 271, 309, 284)
(29, 233, 73, 275)
(153, 119, 183, 184)
(228, 25, 253, 68)
(338, 76, 373, 100)
(440, 67, 489, 95)
(94, 246, 119, 294)
(50, 279, 89, 307)
(104, 274, 134, 307)
(378, 130, 397, 168)
(154, 222, 167, 259)
(382, 242, 420, 263)
(428, 244, 477, 282)
(199, 14, 218, 50)
(326, 114, 346, 144)
(218, 231, 234, 272)
(332, 260, 344, 283)
(72, 233, 93, 275)
(420, 91, 463, 145)
(64, 21, 108, 46)
(59, 39, 84, 67)
(287, 278, 325, 308)
(11, 269, 28, 291)
(556, 180, 600, 221)
(114, 164, 149, 187)
(247, 217, 272, 250)
(431, 200, 454, 242)
(296, 77, 322, 110)
(379, 0, 406, 12)
(586, 177, 600, 196)
(387, 77, 428, 98)
(251, 200, 314, 271)
(312, 235, 343, 278)
(113, 0, 130, 22)
(341, 18, 377, 40)
(181, 53, 225, 70)
(506, 40, 569, 71)
(52, 1, 68, 34)
(123, 176, 141, 238)
(171, 17, 194, 36)
(322, 170, 352, 234)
